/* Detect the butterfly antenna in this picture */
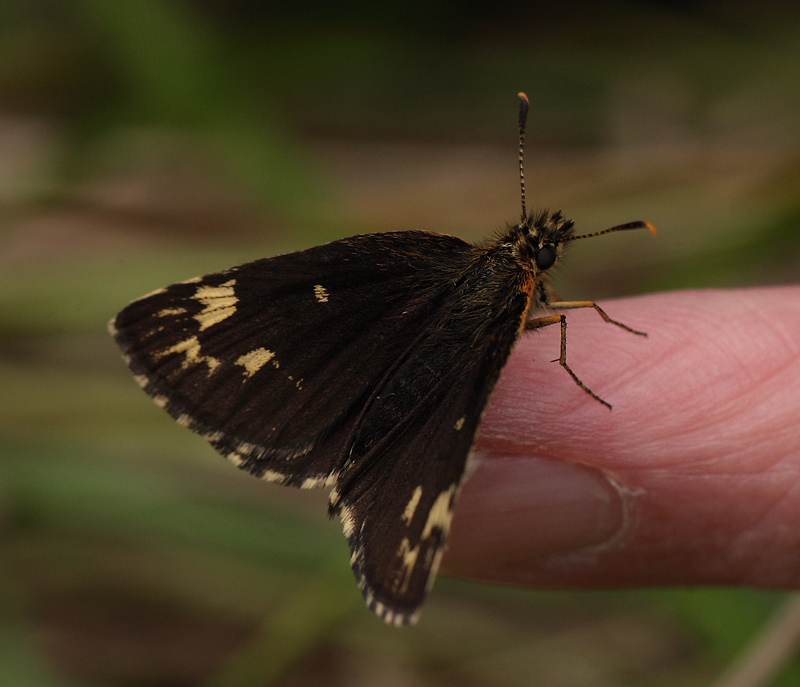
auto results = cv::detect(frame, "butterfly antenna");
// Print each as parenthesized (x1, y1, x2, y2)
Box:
(517, 92, 529, 223)
(572, 221, 657, 241)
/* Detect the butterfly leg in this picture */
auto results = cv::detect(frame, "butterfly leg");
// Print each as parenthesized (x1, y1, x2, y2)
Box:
(548, 300, 647, 337)
(526, 313, 612, 409)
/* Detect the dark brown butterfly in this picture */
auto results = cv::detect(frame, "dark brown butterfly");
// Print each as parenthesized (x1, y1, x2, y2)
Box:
(110, 93, 655, 626)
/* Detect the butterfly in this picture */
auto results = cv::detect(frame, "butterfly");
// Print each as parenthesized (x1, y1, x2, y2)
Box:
(110, 93, 655, 626)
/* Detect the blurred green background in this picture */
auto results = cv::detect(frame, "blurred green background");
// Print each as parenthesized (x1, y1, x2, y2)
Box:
(2, 1, 800, 685)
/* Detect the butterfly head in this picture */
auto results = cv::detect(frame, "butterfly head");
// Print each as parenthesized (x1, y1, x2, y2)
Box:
(511, 209, 575, 275)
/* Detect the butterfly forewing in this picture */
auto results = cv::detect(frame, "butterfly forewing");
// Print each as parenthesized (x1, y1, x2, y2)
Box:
(111, 230, 475, 488)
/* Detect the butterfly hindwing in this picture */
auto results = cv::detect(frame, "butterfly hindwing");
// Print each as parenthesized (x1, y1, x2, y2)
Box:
(331, 265, 532, 624)
(111, 231, 475, 488)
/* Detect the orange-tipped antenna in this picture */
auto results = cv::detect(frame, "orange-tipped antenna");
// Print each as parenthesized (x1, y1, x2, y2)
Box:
(572, 220, 657, 241)
(517, 92, 529, 223)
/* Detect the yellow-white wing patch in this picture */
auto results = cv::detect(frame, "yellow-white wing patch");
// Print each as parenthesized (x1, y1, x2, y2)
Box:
(235, 348, 277, 378)
(401, 486, 423, 525)
(156, 336, 220, 373)
(193, 279, 238, 331)
(313, 284, 329, 303)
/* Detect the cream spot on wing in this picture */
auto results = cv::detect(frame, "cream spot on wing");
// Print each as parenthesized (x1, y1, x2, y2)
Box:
(158, 307, 187, 317)
(313, 284, 329, 303)
(156, 336, 220, 374)
(424, 547, 447, 594)
(193, 279, 238, 331)
(235, 442, 257, 456)
(388, 485, 459, 598)
(235, 348, 276, 378)
(340, 504, 357, 538)
(454, 416, 466, 431)
(350, 548, 362, 566)
(181, 276, 202, 284)
(226, 452, 244, 467)
(152, 395, 168, 408)
(301, 474, 337, 489)
(393, 537, 420, 594)
(261, 469, 288, 484)
(421, 484, 457, 539)
(401, 486, 423, 526)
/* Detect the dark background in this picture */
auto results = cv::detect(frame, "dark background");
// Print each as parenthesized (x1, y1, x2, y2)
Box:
(2, 1, 800, 685)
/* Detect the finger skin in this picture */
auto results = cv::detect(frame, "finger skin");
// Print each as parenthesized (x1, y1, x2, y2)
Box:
(444, 286, 800, 590)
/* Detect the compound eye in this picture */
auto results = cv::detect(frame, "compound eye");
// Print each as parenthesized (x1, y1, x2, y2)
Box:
(535, 245, 557, 270)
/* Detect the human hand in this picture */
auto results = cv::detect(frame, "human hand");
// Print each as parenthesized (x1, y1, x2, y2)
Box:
(444, 287, 800, 590)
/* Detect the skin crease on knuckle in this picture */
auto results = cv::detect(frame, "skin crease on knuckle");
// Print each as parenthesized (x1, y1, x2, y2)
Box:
(443, 286, 800, 590)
